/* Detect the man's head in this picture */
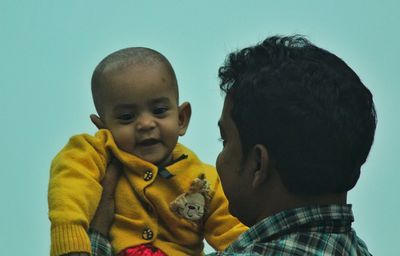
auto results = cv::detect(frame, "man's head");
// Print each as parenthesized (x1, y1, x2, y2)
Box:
(90, 47, 191, 166)
(216, 35, 376, 223)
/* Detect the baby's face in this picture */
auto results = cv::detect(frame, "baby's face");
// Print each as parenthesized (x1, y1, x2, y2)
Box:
(99, 63, 183, 166)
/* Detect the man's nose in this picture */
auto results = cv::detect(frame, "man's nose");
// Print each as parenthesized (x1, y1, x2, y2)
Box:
(136, 114, 156, 130)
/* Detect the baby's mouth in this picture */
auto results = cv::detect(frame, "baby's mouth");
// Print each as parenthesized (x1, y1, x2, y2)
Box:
(138, 138, 160, 146)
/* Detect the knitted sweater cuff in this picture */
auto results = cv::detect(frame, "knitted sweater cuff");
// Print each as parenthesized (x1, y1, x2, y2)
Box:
(51, 224, 91, 256)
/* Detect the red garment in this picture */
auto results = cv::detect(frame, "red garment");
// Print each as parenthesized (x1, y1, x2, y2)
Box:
(119, 244, 167, 256)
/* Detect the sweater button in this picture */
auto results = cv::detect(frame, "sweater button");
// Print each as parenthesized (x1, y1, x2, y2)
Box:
(142, 228, 154, 240)
(143, 170, 153, 181)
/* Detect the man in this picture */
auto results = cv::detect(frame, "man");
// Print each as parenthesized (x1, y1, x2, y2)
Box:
(86, 35, 374, 255)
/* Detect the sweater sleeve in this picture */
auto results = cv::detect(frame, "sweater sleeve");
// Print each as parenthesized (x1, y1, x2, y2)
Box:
(48, 133, 110, 256)
(203, 176, 248, 251)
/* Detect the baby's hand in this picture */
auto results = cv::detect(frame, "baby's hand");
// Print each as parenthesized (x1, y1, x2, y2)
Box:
(90, 158, 122, 237)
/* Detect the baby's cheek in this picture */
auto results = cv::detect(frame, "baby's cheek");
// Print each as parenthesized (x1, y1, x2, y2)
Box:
(111, 129, 135, 152)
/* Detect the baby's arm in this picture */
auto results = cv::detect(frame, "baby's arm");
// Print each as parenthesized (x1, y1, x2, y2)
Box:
(203, 176, 248, 251)
(58, 159, 121, 256)
(48, 133, 110, 256)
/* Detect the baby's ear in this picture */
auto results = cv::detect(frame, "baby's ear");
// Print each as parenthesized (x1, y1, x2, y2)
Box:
(178, 102, 192, 136)
(90, 114, 106, 129)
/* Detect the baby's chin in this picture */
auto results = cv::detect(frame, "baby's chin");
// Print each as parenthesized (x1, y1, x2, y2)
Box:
(117, 143, 174, 166)
(128, 150, 173, 167)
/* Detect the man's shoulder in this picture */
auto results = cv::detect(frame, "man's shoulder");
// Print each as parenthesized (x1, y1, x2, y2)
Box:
(223, 232, 372, 256)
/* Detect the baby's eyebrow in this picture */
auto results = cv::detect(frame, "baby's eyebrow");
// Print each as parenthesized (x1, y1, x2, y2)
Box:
(113, 103, 137, 111)
(150, 97, 171, 104)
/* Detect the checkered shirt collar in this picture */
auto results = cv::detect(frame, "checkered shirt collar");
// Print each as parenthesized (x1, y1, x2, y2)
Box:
(226, 204, 354, 252)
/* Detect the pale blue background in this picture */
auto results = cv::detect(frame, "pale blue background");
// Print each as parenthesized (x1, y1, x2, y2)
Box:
(1, 0, 399, 255)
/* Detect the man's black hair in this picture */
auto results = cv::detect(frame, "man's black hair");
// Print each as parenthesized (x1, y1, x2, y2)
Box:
(218, 35, 376, 195)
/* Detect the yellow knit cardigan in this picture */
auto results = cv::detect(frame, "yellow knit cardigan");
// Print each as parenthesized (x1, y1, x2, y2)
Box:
(48, 129, 247, 256)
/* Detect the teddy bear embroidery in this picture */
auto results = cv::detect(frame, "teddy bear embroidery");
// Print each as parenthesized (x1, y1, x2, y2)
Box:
(170, 174, 211, 225)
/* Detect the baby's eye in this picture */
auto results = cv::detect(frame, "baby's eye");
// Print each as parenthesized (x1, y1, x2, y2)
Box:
(153, 107, 168, 115)
(118, 113, 134, 121)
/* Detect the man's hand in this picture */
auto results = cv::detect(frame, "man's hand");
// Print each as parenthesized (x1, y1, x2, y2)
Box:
(90, 158, 122, 236)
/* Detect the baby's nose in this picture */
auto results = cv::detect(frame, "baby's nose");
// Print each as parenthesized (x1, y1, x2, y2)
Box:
(136, 115, 156, 130)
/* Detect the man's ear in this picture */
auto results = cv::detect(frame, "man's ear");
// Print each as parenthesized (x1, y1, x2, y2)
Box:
(247, 144, 270, 190)
(177, 102, 191, 136)
(90, 114, 106, 129)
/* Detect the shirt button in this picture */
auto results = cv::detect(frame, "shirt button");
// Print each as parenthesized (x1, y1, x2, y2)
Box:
(142, 228, 154, 240)
(143, 170, 153, 181)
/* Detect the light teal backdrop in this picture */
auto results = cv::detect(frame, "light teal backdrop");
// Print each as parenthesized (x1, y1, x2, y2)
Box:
(1, 0, 399, 255)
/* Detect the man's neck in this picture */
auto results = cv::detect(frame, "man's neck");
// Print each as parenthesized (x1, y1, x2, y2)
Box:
(255, 188, 347, 224)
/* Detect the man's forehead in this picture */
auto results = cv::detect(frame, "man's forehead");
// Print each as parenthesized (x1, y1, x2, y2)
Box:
(218, 97, 234, 131)
(218, 120, 223, 130)
(222, 97, 233, 117)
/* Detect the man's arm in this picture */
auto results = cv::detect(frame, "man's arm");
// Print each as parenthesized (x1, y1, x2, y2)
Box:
(88, 160, 121, 256)
(90, 159, 121, 237)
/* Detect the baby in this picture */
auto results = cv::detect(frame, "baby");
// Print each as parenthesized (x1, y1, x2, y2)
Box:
(48, 48, 247, 256)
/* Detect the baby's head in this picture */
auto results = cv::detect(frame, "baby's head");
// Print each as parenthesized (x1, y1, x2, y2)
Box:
(90, 47, 191, 166)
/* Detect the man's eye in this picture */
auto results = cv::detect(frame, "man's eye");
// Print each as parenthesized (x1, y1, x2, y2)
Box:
(118, 114, 134, 121)
(153, 107, 168, 115)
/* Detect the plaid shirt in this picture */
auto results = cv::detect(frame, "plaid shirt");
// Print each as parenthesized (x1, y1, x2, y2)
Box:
(209, 204, 371, 256)
(89, 229, 113, 256)
(90, 204, 371, 256)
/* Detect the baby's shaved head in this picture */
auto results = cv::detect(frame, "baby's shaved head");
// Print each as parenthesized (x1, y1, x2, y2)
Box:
(91, 47, 178, 116)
